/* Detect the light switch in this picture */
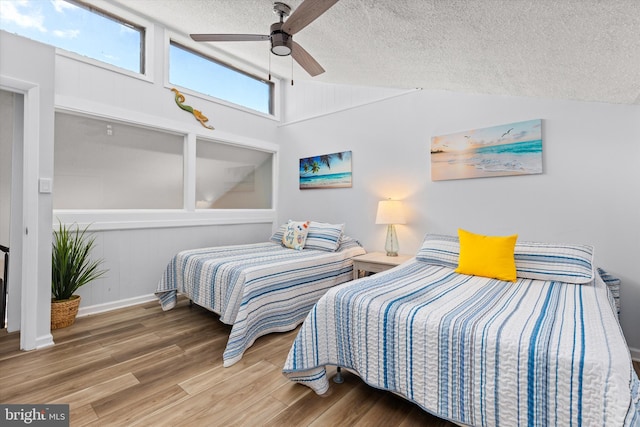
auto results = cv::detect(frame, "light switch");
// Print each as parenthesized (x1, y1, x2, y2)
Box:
(39, 178, 52, 194)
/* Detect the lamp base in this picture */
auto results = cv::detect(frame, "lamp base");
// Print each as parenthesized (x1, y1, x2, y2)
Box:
(384, 224, 399, 257)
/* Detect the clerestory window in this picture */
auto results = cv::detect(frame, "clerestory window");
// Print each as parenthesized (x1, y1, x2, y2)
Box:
(169, 41, 273, 115)
(0, 0, 144, 74)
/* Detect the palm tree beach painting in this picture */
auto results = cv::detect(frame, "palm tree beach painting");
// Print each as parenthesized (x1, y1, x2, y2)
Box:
(431, 119, 542, 181)
(299, 151, 352, 189)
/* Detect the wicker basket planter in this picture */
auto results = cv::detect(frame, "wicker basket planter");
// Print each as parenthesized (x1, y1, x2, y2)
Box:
(51, 295, 81, 330)
(51, 222, 106, 332)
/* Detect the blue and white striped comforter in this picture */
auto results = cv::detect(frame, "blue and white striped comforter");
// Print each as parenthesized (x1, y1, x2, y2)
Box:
(283, 259, 640, 426)
(156, 241, 365, 367)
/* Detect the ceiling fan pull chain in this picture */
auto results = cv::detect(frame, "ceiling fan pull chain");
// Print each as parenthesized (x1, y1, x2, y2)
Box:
(291, 55, 294, 86)
(268, 49, 272, 81)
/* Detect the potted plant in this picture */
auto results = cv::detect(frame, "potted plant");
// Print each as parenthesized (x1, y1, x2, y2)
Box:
(51, 222, 107, 329)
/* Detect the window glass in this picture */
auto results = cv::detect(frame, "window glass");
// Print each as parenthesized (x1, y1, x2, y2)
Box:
(0, 0, 144, 74)
(170, 42, 273, 115)
(196, 140, 273, 209)
(54, 113, 183, 209)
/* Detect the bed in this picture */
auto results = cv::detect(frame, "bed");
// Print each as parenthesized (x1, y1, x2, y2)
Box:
(283, 233, 640, 426)
(156, 221, 365, 367)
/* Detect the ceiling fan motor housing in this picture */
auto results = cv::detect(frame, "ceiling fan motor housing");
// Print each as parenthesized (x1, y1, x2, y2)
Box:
(270, 22, 292, 56)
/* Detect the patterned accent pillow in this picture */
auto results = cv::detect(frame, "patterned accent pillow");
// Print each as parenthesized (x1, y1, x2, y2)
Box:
(417, 234, 595, 284)
(282, 220, 310, 250)
(304, 222, 345, 252)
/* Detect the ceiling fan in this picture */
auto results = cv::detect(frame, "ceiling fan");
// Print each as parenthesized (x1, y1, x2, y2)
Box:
(190, 0, 339, 77)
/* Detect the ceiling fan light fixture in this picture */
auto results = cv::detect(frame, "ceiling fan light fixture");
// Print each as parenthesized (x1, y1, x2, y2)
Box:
(270, 22, 292, 56)
(271, 39, 292, 56)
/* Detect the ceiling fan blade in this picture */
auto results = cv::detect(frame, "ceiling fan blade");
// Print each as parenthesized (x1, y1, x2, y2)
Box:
(291, 41, 325, 76)
(190, 34, 270, 42)
(282, 0, 339, 35)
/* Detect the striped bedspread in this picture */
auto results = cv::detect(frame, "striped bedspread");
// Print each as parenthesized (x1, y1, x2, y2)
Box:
(156, 240, 365, 367)
(283, 259, 640, 426)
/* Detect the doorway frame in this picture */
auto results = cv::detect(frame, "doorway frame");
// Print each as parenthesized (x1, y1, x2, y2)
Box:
(0, 75, 53, 350)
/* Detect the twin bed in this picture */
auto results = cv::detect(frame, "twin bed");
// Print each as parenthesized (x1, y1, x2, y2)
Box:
(157, 227, 639, 425)
(283, 234, 640, 426)
(156, 222, 365, 367)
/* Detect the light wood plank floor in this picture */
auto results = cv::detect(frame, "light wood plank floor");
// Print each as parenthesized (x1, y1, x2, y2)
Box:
(1, 298, 638, 426)
(0, 297, 454, 426)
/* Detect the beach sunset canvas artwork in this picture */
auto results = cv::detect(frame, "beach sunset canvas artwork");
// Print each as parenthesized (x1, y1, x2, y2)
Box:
(431, 119, 542, 181)
(299, 151, 352, 189)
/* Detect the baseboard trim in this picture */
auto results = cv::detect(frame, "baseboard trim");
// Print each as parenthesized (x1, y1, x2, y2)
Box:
(77, 294, 158, 317)
(630, 347, 640, 362)
(35, 333, 54, 350)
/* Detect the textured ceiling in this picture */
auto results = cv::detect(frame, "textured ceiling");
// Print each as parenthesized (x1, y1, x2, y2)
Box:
(112, 0, 640, 105)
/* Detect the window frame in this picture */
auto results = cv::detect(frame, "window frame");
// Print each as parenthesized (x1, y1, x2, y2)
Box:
(38, 0, 155, 83)
(53, 111, 187, 210)
(52, 106, 279, 232)
(166, 33, 280, 120)
(67, 0, 146, 74)
(194, 136, 275, 210)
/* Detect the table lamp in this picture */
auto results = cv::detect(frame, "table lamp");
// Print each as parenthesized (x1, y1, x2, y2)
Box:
(375, 200, 406, 257)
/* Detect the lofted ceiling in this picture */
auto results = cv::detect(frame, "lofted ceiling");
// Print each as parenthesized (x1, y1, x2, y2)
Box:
(112, 0, 640, 105)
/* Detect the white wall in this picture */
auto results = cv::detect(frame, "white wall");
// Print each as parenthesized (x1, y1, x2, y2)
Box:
(278, 83, 640, 353)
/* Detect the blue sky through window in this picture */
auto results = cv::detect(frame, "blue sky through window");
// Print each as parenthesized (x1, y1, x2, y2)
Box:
(0, 0, 142, 73)
(169, 43, 272, 115)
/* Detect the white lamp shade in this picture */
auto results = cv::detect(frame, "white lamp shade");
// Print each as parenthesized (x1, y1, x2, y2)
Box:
(375, 200, 406, 225)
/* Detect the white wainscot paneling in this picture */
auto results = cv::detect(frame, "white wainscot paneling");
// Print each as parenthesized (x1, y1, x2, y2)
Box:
(75, 222, 274, 315)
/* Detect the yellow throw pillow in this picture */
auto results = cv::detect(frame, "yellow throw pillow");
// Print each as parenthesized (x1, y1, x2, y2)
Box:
(455, 229, 518, 282)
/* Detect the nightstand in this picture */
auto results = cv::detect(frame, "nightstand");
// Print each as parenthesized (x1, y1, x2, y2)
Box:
(352, 252, 413, 280)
